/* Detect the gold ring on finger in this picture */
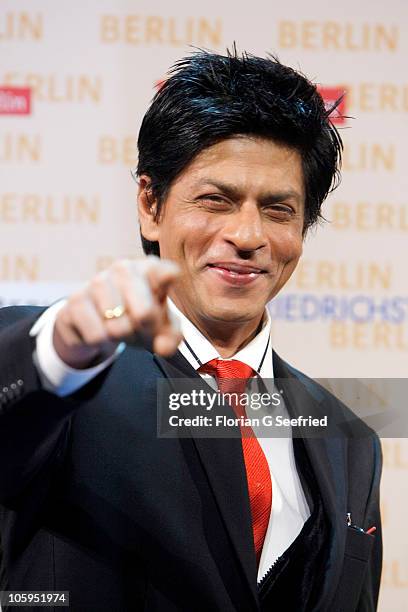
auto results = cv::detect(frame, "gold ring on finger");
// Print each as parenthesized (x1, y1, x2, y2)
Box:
(103, 305, 126, 320)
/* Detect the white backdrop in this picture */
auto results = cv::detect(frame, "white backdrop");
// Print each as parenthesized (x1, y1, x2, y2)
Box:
(1, 1, 407, 608)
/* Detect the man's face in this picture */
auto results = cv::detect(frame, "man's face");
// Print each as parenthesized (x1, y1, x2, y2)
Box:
(142, 136, 304, 330)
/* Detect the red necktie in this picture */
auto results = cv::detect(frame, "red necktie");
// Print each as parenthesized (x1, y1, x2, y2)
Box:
(199, 359, 272, 564)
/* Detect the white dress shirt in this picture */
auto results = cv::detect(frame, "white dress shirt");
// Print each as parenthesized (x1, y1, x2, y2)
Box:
(31, 299, 310, 582)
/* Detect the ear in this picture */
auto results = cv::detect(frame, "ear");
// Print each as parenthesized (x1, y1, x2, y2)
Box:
(137, 175, 160, 243)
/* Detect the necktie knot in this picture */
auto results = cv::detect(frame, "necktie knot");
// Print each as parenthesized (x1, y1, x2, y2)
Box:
(199, 358, 255, 395)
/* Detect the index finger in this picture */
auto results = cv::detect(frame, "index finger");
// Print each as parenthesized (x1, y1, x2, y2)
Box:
(136, 256, 180, 301)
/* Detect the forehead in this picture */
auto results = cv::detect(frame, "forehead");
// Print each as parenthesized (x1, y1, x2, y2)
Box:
(172, 136, 305, 198)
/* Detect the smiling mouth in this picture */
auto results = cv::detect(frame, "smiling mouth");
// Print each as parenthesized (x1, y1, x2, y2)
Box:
(207, 263, 267, 275)
(206, 263, 267, 286)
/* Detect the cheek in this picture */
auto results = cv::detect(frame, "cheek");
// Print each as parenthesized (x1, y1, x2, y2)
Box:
(271, 230, 303, 265)
(159, 214, 214, 260)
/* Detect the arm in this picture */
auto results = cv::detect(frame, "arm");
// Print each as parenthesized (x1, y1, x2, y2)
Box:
(0, 307, 76, 503)
(0, 257, 181, 505)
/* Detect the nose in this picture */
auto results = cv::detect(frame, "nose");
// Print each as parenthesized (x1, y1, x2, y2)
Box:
(222, 201, 267, 253)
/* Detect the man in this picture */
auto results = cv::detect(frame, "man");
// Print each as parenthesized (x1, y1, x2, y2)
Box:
(0, 50, 381, 611)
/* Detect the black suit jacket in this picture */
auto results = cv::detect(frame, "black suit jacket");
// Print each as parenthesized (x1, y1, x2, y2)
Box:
(0, 306, 382, 611)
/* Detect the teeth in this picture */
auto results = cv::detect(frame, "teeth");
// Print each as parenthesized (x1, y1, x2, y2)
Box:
(228, 269, 258, 275)
(223, 267, 259, 274)
(210, 264, 262, 274)
(225, 269, 258, 275)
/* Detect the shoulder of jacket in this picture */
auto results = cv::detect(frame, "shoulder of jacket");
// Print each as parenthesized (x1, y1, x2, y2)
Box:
(275, 353, 380, 443)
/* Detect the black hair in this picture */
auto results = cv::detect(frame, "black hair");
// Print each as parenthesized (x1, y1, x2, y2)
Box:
(137, 48, 343, 256)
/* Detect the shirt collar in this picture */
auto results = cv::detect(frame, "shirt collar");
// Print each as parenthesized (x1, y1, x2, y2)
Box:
(167, 298, 273, 378)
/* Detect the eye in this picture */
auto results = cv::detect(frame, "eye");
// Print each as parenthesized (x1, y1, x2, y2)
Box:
(198, 194, 231, 208)
(263, 204, 295, 219)
(201, 194, 226, 202)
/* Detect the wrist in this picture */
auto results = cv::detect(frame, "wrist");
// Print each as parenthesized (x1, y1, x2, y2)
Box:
(53, 328, 117, 370)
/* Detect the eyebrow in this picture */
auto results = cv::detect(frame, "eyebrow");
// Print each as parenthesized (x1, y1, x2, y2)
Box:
(195, 179, 303, 206)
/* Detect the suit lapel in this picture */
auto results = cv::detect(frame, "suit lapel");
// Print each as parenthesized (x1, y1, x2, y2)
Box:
(273, 352, 348, 611)
(154, 351, 259, 609)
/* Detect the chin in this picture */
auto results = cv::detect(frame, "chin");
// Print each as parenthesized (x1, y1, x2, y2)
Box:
(203, 303, 263, 324)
